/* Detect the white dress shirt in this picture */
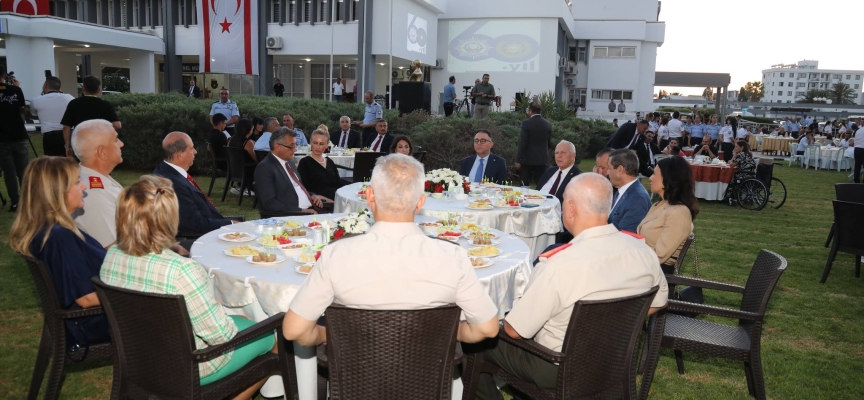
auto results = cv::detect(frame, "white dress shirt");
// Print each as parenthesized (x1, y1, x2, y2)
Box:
(468, 155, 489, 181)
(855, 128, 864, 149)
(539, 165, 573, 194)
(30, 92, 75, 132)
(667, 119, 684, 138)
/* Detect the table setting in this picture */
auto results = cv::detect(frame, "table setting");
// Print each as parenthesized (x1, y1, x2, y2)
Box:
(686, 156, 736, 201)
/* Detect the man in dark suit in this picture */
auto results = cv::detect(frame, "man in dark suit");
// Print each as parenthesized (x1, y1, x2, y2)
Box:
(535, 140, 583, 243)
(627, 121, 655, 177)
(153, 132, 235, 236)
(606, 120, 648, 150)
(515, 102, 552, 187)
(458, 130, 509, 184)
(330, 116, 363, 149)
(605, 149, 651, 232)
(187, 78, 201, 98)
(255, 128, 329, 214)
(364, 119, 394, 152)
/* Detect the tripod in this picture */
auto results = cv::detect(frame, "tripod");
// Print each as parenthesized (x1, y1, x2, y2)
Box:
(453, 86, 473, 116)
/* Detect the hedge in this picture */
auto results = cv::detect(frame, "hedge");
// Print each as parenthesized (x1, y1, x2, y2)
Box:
(104, 93, 615, 177)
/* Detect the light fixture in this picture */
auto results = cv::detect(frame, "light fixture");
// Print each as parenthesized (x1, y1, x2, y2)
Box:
(304, 58, 312, 62)
(211, 58, 215, 62)
(83, 44, 90, 47)
(378, 63, 385, 66)
(53, 45, 57, 48)
(398, 66, 404, 70)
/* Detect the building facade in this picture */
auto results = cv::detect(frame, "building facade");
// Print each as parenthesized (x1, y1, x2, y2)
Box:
(2, 0, 664, 113)
(761, 60, 864, 105)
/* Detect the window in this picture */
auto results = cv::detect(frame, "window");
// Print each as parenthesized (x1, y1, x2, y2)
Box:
(779, 82, 784, 87)
(352, 0, 359, 21)
(318, 0, 328, 22)
(568, 47, 576, 62)
(578, 47, 586, 62)
(788, 82, 792, 87)
(797, 83, 805, 88)
(834, 74, 841, 79)
(593, 47, 607, 57)
(334, 0, 342, 21)
(621, 47, 636, 57)
(800, 73, 806, 78)
(288, 0, 295, 22)
(770, 91, 773, 95)
(271, 0, 280, 23)
(857, 75, 862, 80)
(592, 46, 635, 58)
(846, 74, 851, 79)
(821, 73, 828, 79)
(856, 84, 860, 89)
(796, 91, 805, 97)
(302, 0, 311, 22)
(311, 64, 328, 99)
(780, 73, 785, 77)
(787, 91, 792, 96)
(591, 89, 633, 100)
(771, 82, 774, 86)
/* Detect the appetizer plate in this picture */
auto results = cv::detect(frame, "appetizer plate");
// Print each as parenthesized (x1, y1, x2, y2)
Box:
(218, 232, 256, 243)
(466, 204, 494, 210)
(245, 255, 286, 266)
(293, 254, 318, 264)
(295, 265, 314, 275)
(470, 257, 495, 269)
(467, 246, 502, 258)
(223, 246, 265, 258)
(467, 238, 501, 246)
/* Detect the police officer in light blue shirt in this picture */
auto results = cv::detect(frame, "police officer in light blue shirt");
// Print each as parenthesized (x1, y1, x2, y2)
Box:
(442, 76, 457, 117)
(210, 88, 240, 135)
(352, 90, 384, 145)
(704, 114, 721, 141)
(282, 113, 308, 146)
(689, 114, 706, 145)
(789, 118, 801, 138)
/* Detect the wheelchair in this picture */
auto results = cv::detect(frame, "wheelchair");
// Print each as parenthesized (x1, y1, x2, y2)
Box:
(728, 161, 787, 211)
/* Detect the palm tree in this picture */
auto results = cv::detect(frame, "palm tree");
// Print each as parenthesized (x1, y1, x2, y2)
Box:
(797, 89, 831, 103)
(829, 82, 856, 105)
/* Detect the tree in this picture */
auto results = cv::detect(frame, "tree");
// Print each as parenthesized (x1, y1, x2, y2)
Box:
(738, 87, 747, 101)
(797, 89, 832, 103)
(739, 81, 763, 102)
(829, 82, 856, 105)
(702, 87, 714, 101)
(670, 92, 682, 96)
(658, 90, 669, 99)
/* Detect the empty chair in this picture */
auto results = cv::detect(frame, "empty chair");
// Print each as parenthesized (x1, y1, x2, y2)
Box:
(787, 143, 802, 167)
(823, 184, 864, 248)
(413, 150, 427, 164)
(222, 146, 257, 206)
(821, 201, 864, 283)
(803, 145, 821, 170)
(206, 143, 229, 197)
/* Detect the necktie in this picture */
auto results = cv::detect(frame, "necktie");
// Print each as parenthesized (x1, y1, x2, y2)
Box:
(473, 158, 485, 183)
(548, 170, 562, 195)
(340, 131, 347, 147)
(186, 174, 214, 206)
(627, 131, 640, 148)
(285, 162, 314, 205)
(611, 187, 620, 209)
(372, 135, 383, 152)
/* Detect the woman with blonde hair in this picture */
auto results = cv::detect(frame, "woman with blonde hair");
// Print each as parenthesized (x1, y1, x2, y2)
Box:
(100, 175, 276, 399)
(9, 156, 110, 351)
(298, 126, 345, 200)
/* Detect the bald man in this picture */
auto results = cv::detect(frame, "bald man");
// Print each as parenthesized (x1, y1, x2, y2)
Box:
(153, 132, 234, 236)
(474, 173, 668, 400)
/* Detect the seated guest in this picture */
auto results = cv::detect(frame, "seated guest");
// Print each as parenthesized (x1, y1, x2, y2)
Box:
(9, 157, 110, 351)
(251, 117, 265, 141)
(592, 148, 613, 178)
(797, 131, 813, 155)
(645, 131, 662, 161)
(253, 117, 280, 152)
(298, 127, 347, 200)
(101, 176, 275, 399)
(282, 154, 500, 347)
(207, 113, 230, 161)
(537, 140, 582, 243)
(282, 113, 308, 146)
(458, 130, 509, 184)
(365, 119, 394, 152)
(694, 135, 718, 158)
(639, 156, 698, 274)
(228, 118, 258, 163)
(605, 149, 651, 232)
(255, 128, 330, 214)
(662, 138, 682, 156)
(474, 173, 668, 400)
(154, 132, 235, 235)
(724, 140, 757, 201)
(669, 145, 682, 156)
(330, 116, 362, 149)
(390, 135, 414, 156)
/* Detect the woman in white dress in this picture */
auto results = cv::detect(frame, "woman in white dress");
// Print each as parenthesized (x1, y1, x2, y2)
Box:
(719, 117, 736, 161)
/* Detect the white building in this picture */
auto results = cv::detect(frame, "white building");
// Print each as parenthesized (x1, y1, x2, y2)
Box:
(762, 60, 864, 105)
(2, 0, 664, 113)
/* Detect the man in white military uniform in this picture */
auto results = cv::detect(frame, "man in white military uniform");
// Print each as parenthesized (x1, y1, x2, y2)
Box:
(282, 154, 500, 347)
(474, 173, 668, 400)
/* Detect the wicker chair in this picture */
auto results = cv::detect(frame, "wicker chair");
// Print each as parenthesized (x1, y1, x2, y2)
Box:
(206, 143, 228, 197)
(462, 286, 660, 400)
(222, 146, 257, 206)
(91, 278, 299, 400)
(821, 201, 864, 283)
(22, 256, 116, 400)
(655, 249, 787, 400)
(823, 183, 864, 249)
(316, 304, 461, 400)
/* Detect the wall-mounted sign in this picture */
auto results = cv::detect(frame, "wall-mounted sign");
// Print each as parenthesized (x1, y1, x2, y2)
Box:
(159, 63, 201, 73)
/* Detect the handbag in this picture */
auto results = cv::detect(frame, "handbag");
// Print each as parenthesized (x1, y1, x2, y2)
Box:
(674, 237, 704, 317)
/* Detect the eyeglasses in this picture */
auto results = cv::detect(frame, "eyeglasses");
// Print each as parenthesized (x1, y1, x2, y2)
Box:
(473, 139, 491, 144)
(277, 142, 297, 150)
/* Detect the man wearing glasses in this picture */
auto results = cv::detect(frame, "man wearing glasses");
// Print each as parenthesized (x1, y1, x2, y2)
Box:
(255, 128, 331, 214)
(458, 130, 509, 184)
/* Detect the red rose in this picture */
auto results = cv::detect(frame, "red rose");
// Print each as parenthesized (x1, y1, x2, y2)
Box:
(424, 180, 431, 189)
(434, 184, 444, 193)
(315, 251, 322, 261)
(333, 229, 345, 240)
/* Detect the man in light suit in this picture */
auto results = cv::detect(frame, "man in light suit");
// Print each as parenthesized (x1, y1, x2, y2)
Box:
(255, 128, 331, 214)
(364, 119, 394, 153)
(330, 116, 363, 149)
(536, 140, 582, 243)
(605, 149, 650, 232)
(458, 130, 509, 184)
(515, 102, 552, 187)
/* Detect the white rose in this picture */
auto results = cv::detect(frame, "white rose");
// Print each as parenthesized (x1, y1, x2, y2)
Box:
(355, 220, 370, 232)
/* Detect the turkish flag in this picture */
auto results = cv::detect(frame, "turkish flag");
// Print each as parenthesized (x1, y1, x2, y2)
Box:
(197, 0, 258, 75)
(1, 0, 50, 15)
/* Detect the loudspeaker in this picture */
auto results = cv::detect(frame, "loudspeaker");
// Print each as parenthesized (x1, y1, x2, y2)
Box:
(515, 92, 525, 104)
(396, 82, 431, 115)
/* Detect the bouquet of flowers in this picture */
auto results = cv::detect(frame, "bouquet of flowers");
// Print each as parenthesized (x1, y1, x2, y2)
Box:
(424, 168, 471, 194)
(331, 209, 373, 241)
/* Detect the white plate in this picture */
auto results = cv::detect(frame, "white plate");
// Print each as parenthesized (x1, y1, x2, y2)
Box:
(436, 235, 460, 242)
(295, 265, 314, 275)
(468, 238, 501, 246)
(467, 246, 503, 258)
(466, 232, 499, 240)
(218, 232, 256, 242)
(470, 257, 495, 269)
(466, 204, 493, 210)
(223, 246, 264, 258)
(293, 254, 318, 264)
(244, 255, 286, 265)
(493, 203, 521, 209)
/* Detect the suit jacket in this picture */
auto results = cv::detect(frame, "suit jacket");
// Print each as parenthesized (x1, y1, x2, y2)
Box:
(637, 200, 693, 266)
(330, 129, 363, 149)
(188, 85, 201, 98)
(606, 122, 639, 149)
(152, 161, 230, 235)
(535, 165, 582, 205)
(458, 153, 509, 184)
(364, 132, 394, 152)
(254, 153, 303, 213)
(517, 114, 552, 165)
(608, 180, 651, 233)
(629, 135, 654, 177)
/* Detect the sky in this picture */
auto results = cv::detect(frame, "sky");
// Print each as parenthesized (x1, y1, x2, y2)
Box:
(654, 0, 864, 96)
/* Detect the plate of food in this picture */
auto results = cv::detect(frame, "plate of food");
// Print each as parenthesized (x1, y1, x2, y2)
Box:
(466, 200, 493, 210)
(283, 220, 303, 229)
(466, 231, 498, 240)
(417, 221, 442, 235)
(295, 264, 314, 275)
(436, 234, 460, 242)
(223, 245, 265, 257)
(293, 252, 319, 264)
(493, 199, 521, 208)
(218, 232, 256, 243)
(245, 253, 286, 265)
(468, 236, 500, 246)
(278, 239, 311, 256)
(467, 245, 502, 258)
(436, 218, 459, 226)
(281, 227, 309, 237)
(469, 257, 495, 269)
(523, 194, 547, 205)
(459, 222, 482, 232)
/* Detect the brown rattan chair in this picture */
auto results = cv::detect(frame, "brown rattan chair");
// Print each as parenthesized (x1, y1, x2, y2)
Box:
(664, 233, 695, 293)
(823, 183, 864, 248)
(462, 286, 660, 400)
(206, 143, 228, 197)
(222, 146, 257, 206)
(316, 304, 461, 400)
(654, 249, 788, 400)
(22, 256, 116, 400)
(91, 278, 299, 400)
(413, 150, 427, 164)
(820, 200, 864, 283)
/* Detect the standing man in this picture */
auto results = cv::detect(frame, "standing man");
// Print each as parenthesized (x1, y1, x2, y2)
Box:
(853, 124, 864, 183)
(515, 102, 552, 187)
(666, 111, 684, 145)
(458, 131, 509, 184)
(273, 78, 285, 97)
(628, 122, 655, 177)
(469, 78, 480, 118)
(471, 74, 495, 120)
(608, 98, 617, 113)
(187, 77, 201, 98)
(209, 88, 240, 136)
(790, 117, 801, 139)
(442, 76, 457, 117)
(365, 120, 394, 153)
(61, 76, 122, 158)
(332, 78, 344, 103)
(30, 76, 74, 156)
(0, 66, 29, 212)
(617, 99, 626, 113)
(282, 113, 308, 146)
(606, 120, 648, 150)
(352, 90, 383, 145)
(330, 116, 362, 149)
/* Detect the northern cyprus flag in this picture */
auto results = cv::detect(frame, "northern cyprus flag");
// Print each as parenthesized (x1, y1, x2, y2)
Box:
(198, 0, 258, 75)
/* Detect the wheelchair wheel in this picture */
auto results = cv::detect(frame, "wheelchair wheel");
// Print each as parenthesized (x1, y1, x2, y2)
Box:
(737, 178, 768, 211)
(768, 177, 787, 209)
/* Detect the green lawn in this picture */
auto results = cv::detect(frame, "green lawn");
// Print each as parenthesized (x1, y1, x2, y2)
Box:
(2, 136, 862, 399)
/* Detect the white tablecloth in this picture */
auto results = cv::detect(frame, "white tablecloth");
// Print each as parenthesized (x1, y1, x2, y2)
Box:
(334, 182, 562, 259)
(817, 147, 844, 169)
(294, 153, 356, 179)
(190, 213, 532, 400)
(694, 182, 728, 201)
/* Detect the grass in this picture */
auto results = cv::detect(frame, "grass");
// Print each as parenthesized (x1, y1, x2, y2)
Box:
(2, 135, 863, 399)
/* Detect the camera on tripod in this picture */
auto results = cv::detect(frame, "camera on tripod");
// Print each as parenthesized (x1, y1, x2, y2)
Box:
(462, 86, 473, 90)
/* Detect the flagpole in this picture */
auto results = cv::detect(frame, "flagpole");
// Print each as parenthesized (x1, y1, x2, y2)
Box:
(330, 0, 334, 102)
(388, 0, 392, 109)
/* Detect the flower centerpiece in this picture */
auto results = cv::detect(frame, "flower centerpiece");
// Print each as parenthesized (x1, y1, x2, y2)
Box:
(331, 209, 373, 241)
(424, 168, 471, 194)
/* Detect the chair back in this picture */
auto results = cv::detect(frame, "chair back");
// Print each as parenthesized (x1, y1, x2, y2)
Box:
(413, 150, 427, 164)
(207, 143, 228, 171)
(558, 286, 659, 399)
(352, 152, 387, 183)
(92, 278, 200, 397)
(788, 143, 798, 156)
(755, 162, 773, 187)
(224, 146, 252, 182)
(805, 145, 820, 166)
(22, 256, 65, 336)
(324, 304, 461, 399)
(671, 234, 695, 275)
(738, 250, 788, 320)
(831, 201, 864, 256)
(255, 150, 270, 164)
(835, 183, 864, 204)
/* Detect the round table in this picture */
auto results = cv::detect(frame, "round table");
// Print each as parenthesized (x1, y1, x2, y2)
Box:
(761, 137, 797, 155)
(190, 213, 533, 400)
(811, 146, 844, 170)
(690, 163, 736, 201)
(334, 182, 562, 259)
(293, 153, 356, 179)
(748, 134, 762, 151)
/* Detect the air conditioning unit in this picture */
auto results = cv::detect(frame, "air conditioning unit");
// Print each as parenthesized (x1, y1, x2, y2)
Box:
(392, 69, 404, 79)
(558, 57, 567, 68)
(565, 78, 575, 86)
(432, 59, 443, 69)
(266, 36, 283, 49)
(566, 65, 577, 74)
